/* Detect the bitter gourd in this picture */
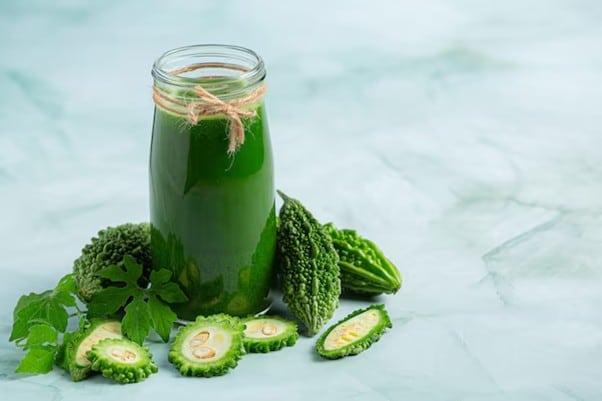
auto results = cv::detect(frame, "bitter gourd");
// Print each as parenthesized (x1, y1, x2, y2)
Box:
(168, 314, 245, 377)
(276, 191, 340, 336)
(241, 315, 298, 353)
(324, 223, 402, 295)
(74, 222, 152, 303)
(87, 338, 157, 384)
(315, 304, 392, 359)
(63, 319, 123, 381)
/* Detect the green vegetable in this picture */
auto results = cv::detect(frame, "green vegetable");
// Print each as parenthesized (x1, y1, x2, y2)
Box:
(315, 304, 392, 359)
(9, 274, 81, 374)
(324, 223, 402, 295)
(73, 222, 151, 302)
(276, 191, 340, 336)
(63, 319, 123, 381)
(168, 314, 245, 377)
(87, 255, 188, 344)
(88, 338, 158, 384)
(241, 315, 298, 353)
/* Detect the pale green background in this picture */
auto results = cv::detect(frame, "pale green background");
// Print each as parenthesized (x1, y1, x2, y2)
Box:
(1, 1, 601, 400)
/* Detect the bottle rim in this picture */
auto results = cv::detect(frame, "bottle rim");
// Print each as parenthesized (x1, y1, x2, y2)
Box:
(151, 44, 266, 98)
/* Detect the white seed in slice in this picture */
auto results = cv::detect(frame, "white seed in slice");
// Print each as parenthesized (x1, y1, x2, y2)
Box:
(109, 346, 139, 363)
(244, 319, 288, 338)
(75, 322, 123, 366)
(189, 331, 210, 347)
(182, 327, 232, 362)
(192, 346, 217, 360)
(261, 324, 277, 336)
(323, 309, 380, 351)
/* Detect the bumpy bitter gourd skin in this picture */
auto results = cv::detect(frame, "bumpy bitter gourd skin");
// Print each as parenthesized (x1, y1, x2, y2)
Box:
(276, 191, 340, 336)
(242, 315, 299, 353)
(168, 314, 245, 377)
(73, 222, 152, 302)
(315, 304, 392, 359)
(324, 223, 402, 295)
(87, 338, 157, 384)
(64, 319, 123, 381)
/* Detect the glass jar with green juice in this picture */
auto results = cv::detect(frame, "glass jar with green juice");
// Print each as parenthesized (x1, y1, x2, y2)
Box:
(149, 45, 276, 320)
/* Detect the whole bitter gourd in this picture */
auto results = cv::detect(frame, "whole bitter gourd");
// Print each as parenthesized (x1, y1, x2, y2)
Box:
(242, 315, 298, 353)
(324, 223, 401, 295)
(168, 314, 245, 377)
(276, 191, 340, 336)
(63, 319, 123, 381)
(73, 222, 152, 302)
(88, 338, 158, 384)
(316, 304, 392, 359)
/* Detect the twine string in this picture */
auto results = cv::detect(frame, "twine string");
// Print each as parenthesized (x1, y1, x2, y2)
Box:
(152, 63, 266, 155)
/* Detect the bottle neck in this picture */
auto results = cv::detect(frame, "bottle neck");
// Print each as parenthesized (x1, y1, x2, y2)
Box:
(151, 45, 267, 155)
(151, 44, 266, 101)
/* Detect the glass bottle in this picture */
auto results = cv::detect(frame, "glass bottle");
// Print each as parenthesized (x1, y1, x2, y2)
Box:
(149, 44, 276, 320)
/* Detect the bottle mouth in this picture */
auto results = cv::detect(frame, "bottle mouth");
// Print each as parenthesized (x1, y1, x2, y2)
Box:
(151, 44, 266, 99)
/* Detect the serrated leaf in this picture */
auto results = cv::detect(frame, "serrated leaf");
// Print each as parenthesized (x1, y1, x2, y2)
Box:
(154, 282, 188, 304)
(122, 255, 143, 283)
(148, 295, 176, 342)
(122, 297, 151, 344)
(12, 291, 50, 326)
(11, 274, 79, 344)
(87, 287, 134, 317)
(24, 324, 58, 350)
(54, 274, 77, 295)
(28, 299, 69, 332)
(15, 346, 57, 374)
(95, 265, 133, 284)
(10, 317, 30, 344)
(149, 269, 171, 286)
(11, 297, 69, 342)
(52, 291, 77, 308)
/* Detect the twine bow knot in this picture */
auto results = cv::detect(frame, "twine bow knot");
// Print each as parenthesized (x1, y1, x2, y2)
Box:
(152, 79, 266, 155)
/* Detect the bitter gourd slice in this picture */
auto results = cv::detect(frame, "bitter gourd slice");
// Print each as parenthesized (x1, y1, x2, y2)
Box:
(88, 338, 157, 384)
(64, 319, 123, 381)
(168, 314, 245, 377)
(315, 304, 392, 359)
(324, 223, 402, 295)
(241, 315, 298, 353)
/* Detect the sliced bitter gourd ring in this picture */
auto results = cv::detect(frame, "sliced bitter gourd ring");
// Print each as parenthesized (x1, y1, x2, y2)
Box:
(316, 304, 392, 359)
(242, 315, 299, 353)
(65, 319, 123, 381)
(87, 338, 158, 384)
(168, 314, 245, 377)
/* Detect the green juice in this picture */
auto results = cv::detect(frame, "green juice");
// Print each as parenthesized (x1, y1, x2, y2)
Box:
(149, 104, 276, 320)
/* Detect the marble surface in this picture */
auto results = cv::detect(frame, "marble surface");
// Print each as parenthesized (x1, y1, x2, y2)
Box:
(1, 0, 602, 399)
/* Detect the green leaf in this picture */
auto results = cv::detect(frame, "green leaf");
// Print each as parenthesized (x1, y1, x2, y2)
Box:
(10, 274, 80, 343)
(10, 319, 30, 344)
(11, 295, 69, 343)
(122, 297, 151, 344)
(23, 298, 68, 332)
(15, 346, 57, 374)
(52, 291, 77, 308)
(95, 265, 133, 285)
(54, 274, 77, 295)
(149, 269, 172, 286)
(11, 292, 50, 339)
(122, 255, 143, 283)
(148, 295, 176, 342)
(154, 282, 188, 304)
(55, 330, 76, 370)
(24, 324, 58, 350)
(87, 287, 134, 317)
